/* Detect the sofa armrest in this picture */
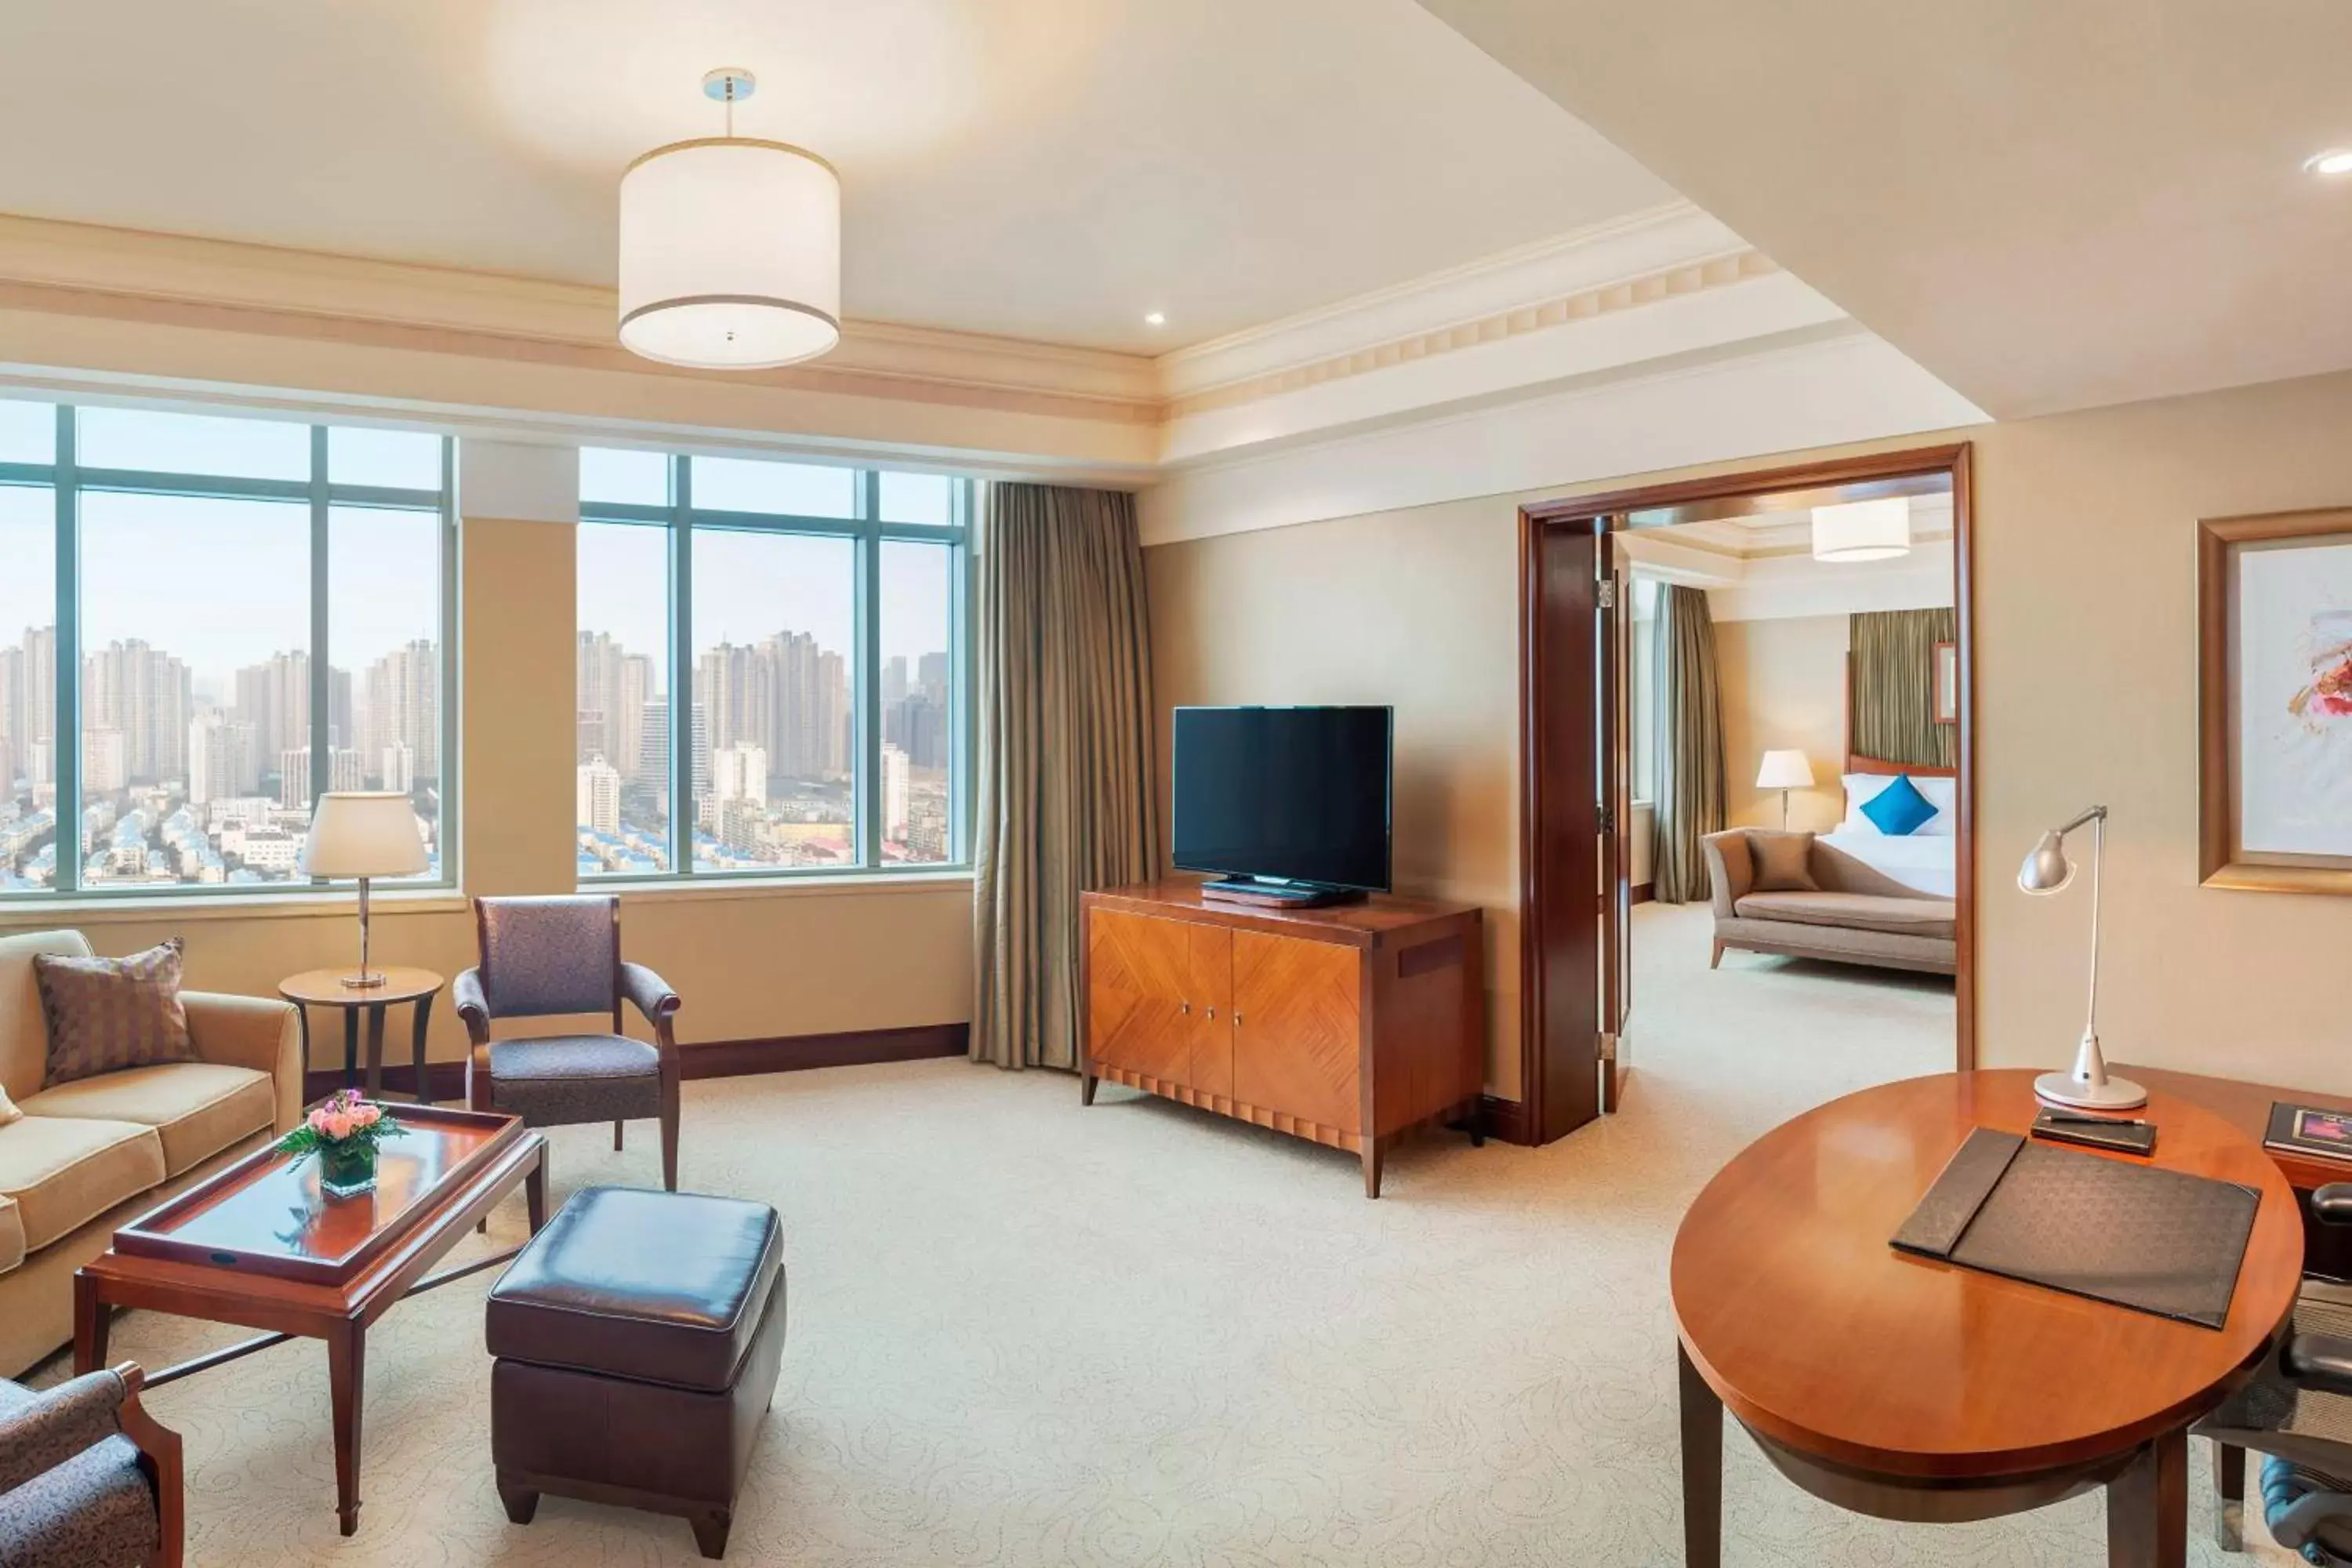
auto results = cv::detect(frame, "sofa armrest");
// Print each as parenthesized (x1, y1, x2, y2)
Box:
(0, 1368, 128, 1497)
(183, 992, 300, 1134)
(1701, 831, 1751, 916)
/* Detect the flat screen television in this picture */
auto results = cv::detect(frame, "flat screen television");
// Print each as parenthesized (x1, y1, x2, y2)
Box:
(1171, 706, 1392, 898)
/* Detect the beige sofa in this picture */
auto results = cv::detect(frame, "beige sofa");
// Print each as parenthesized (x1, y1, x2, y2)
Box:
(0, 931, 300, 1376)
(1703, 829, 1958, 977)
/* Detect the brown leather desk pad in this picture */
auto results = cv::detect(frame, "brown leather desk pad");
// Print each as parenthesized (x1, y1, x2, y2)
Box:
(1892, 1127, 2260, 1329)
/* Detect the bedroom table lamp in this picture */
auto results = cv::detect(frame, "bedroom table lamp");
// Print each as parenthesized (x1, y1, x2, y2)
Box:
(2018, 804, 2146, 1110)
(1756, 750, 1815, 829)
(301, 792, 429, 989)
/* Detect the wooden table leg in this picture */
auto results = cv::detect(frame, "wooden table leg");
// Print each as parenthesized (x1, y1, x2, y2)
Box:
(294, 1004, 312, 1083)
(525, 1144, 547, 1233)
(2212, 1437, 2245, 1552)
(72, 1272, 109, 1374)
(409, 992, 435, 1105)
(328, 1321, 367, 1537)
(1679, 1342, 1722, 1568)
(341, 1008, 359, 1090)
(364, 1005, 387, 1099)
(2108, 1426, 2187, 1568)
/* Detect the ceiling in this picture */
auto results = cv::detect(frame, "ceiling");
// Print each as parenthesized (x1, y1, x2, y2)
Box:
(1419, 0, 2352, 418)
(0, 0, 1675, 354)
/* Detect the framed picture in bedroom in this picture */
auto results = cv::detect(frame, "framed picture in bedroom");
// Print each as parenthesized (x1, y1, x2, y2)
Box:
(1933, 641, 1958, 724)
(2199, 506, 2352, 895)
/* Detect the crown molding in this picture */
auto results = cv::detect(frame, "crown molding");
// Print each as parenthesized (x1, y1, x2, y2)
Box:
(0, 214, 1160, 425)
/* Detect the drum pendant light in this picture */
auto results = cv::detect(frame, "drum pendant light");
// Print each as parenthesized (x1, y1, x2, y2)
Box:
(618, 69, 842, 371)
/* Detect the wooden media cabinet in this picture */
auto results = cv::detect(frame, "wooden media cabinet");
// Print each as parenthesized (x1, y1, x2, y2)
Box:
(1079, 880, 1486, 1197)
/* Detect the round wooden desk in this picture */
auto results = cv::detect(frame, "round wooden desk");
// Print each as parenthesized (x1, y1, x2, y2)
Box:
(278, 967, 445, 1105)
(1672, 1069, 2303, 1567)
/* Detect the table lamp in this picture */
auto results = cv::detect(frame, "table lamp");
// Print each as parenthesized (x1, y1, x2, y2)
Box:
(301, 792, 429, 989)
(2018, 804, 2145, 1109)
(1755, 750, 1814, 829)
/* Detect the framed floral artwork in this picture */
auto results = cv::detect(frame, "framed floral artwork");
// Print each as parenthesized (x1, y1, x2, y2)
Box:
(2199, 507, 2352, 894)
(1933, 640, 1958, 724)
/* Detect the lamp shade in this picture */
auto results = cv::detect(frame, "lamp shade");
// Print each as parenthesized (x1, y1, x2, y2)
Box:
(1811, 497, 1911, 562)
(302, 793, 429, 879)
(618, 138, 842, 370)
(1755, 749, 1816, 790)
(2017, 829, 2075, 895)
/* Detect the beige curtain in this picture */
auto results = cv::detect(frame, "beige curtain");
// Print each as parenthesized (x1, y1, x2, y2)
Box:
(971, 482, 1160, 1071)
(1650, 585, 1726, 904)
(1850, 609, 1958, 768)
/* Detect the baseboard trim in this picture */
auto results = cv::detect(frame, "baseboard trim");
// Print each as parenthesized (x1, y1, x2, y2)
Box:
(305, 1022, 970, 1104)
(1630, 882, 1655, 906)
(679, 1022, 970, 1080)
(1478, 1094, 1532, 1146)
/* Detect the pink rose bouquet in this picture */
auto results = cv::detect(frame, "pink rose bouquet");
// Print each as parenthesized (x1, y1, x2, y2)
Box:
(278, 1088, 406, 1162)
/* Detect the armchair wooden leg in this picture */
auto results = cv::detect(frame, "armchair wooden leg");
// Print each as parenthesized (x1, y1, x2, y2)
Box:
(613, 1120, 624, 1152)
(116, 1364, 183, 1568)
(660, 1078, 681, 1192)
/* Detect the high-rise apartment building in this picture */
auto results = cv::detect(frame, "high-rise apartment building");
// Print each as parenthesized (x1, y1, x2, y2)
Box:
(237, 650, 310, 768)
(576, 757, 620, 836)
(278, 746, 364, 808)
(187, 712, 259, 805)
(82, 638, 191, 784)
(882, 742, 909, 842)
(380, 742, 415, 796)
(361, 638, 437, 786)
(712, 742, 768, 804)
(576, 633, 652, 782)
(84, 728, 128, 793)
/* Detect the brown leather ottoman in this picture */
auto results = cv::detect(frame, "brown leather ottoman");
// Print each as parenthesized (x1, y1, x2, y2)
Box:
(485, 1185, 786, 1559)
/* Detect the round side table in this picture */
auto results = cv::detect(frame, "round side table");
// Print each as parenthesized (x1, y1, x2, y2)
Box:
(278, 967, 445, 1105)
(1672, 1069, 2303, 1568)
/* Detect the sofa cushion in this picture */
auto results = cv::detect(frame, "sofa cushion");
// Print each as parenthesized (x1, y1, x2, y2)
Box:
(34, 940, 196, 1088)
(0, 932, 93, 1106)
(0, 1117, 165, 1252)
(1734, 890, 1958, 941)
(1748, 831, 1817, 891)
(0, 1195, 22, 1276)
(20, 1062, 274, 1178)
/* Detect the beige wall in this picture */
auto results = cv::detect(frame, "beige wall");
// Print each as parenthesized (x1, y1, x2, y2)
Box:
(0, 514, 974, 1071)
(1146, 367, 2352, 1099)
(1715, 615, 1849, 833)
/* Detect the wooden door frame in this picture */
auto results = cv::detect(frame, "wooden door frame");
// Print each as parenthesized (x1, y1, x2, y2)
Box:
(1516, 443, 1977, 1147)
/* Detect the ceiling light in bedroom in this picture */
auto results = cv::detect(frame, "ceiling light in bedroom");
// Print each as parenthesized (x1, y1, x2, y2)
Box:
(1144, 311, 1167, 327)
(2305, 149, 2352, 176)
(1810, 497, 1911, 563)
(618, 69, 842, 372)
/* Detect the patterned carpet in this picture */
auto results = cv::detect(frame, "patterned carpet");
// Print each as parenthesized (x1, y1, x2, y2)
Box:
(31, 904, 2295, 1565)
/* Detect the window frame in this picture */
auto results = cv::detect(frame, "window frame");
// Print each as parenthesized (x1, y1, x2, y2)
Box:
(0, 402, 458, 902)
(578, 455, 973, 884)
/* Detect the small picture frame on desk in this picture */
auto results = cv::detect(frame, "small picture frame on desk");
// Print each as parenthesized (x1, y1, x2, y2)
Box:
(2265, 1101, 2352, 1163)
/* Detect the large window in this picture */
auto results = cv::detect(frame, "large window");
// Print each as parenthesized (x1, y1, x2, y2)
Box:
(0, 401, 453, 897)
(577, 452, 969, 880)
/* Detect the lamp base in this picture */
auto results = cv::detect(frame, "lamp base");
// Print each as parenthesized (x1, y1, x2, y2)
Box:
(2034, 1069, 2148, 1112)
(338, 971, 389, 990)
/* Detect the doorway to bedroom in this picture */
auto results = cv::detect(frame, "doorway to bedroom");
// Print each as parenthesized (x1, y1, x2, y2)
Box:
(1517, 447, 1972, 1145)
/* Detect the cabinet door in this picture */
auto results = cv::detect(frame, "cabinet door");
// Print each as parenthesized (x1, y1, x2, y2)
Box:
(1086, 909, 1193, 1087)
(1188, 926, 1234, 1098)
(1232, 931, 1363, 1133)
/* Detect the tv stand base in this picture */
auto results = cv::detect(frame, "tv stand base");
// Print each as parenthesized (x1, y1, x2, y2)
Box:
(1199, 878, 1366, 909)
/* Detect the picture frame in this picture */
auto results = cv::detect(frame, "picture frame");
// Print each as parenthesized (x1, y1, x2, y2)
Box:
(2198, 506, 2352, 895)
(1932, 640, 1958, 725)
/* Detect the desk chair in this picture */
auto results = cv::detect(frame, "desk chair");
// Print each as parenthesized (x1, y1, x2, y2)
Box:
(2201, 1185, 2352, 1564)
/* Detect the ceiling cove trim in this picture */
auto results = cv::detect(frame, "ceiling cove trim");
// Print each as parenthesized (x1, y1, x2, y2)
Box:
(0, 214, 1160, 426)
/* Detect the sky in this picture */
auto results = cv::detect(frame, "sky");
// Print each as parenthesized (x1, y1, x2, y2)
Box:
(0, 407, 955, 701)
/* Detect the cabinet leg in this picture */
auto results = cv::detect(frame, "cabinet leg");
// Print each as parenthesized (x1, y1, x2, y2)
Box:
(1468, 1098, 1486, 1148)
(1081, 1073, 1098, 1106)
(1361, 1142, 1383, 1200)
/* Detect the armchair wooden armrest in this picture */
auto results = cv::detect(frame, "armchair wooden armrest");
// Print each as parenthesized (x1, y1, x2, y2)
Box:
(619, 962, 681, 1049)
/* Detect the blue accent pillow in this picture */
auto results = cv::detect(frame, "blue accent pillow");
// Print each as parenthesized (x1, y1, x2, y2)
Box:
(1860, 774, 1937, 837)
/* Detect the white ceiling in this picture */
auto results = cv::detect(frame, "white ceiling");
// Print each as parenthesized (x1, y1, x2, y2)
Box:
(0, 0, 1675, 354)
(1421, 0, 2352, 418)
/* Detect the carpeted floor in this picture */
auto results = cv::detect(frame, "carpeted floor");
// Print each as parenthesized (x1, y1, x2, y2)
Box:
(35, 903, 2293, 1564)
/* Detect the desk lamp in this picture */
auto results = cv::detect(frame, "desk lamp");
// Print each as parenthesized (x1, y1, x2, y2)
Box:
(2018, 804, 2145, 1110)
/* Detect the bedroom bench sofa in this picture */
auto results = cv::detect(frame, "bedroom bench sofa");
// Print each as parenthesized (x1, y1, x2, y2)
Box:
(1703, 828, 1957, 977)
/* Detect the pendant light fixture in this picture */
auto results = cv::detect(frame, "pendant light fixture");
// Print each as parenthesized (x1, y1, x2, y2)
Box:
(617, 69, 842, 371)
(1810, 496, 1911, 562)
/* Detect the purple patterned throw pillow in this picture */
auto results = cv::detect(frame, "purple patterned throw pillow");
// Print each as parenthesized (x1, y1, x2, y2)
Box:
(34, 938, 197, 1087)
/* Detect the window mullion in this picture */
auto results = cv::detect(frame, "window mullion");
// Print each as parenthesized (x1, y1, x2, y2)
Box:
(858, 472, 881, 869)
(53, 405, 79, 895)
(437, 435, 459, 887)
(670, 457, 693, 878)
(308, 426, 331, 814)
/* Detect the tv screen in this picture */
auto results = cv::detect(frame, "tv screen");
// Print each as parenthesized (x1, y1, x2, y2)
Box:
(1171, 706, 1392, 891)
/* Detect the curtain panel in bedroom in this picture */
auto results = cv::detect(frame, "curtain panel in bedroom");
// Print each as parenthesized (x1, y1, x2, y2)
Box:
(972, 481, 1161, 1071)
(1850, 608, 1958, 769)
(1650, 584, 1726, 905)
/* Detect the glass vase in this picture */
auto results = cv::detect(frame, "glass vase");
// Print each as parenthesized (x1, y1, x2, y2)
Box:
(318, 1138, 378, 1199)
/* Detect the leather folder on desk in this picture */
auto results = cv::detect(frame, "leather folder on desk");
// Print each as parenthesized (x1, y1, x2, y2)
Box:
(1893, 1127, 2260, 1329)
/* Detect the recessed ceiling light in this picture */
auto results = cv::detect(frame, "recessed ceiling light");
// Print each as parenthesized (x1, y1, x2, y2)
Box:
(1144, 311, 1166, 327)
(2305, 149, 2352, 176)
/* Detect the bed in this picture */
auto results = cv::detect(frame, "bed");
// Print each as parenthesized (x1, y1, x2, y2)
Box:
(1820, 764, 1957, 898)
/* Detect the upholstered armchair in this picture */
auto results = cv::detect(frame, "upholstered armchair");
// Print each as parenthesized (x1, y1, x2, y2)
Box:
(0, 1363, 182, 1568)
(453, 895, 683, 1191)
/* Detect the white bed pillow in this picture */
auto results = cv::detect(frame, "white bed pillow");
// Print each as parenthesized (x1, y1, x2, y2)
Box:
(1842, 771, 1957, 836)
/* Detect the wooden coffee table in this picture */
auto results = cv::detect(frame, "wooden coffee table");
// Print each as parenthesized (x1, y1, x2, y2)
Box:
(1674, 1069, 2304, 1567)
(73, 1105, 547, 1537)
